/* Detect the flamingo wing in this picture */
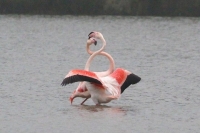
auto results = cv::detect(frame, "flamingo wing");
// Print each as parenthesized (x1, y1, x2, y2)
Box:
(121, 73, 141, 93)
(61, 69, 102, 86)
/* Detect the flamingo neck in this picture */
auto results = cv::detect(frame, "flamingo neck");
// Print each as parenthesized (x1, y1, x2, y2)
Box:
(85, 36, 106, 71)
(104, 53, 115, 76)
(86, 43, 93, 55)
(86, 39, 115, 76)
(95, 52, 115, 77)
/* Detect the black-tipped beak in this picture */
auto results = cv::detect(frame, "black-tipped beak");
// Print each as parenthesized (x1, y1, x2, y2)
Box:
(94, 40, 97, 45)
(88, 32, 94, 37)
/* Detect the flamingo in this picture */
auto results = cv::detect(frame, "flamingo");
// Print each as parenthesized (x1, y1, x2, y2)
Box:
(61, 31, 141, 105)
(69, 37, 115, 105)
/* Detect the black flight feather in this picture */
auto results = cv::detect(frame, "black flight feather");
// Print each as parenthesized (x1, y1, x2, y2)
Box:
(61, 75, 102, 86)
(121, 73, 141, 93)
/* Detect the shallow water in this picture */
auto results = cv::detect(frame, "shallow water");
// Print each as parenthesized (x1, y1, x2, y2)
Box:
(0, 15, 200, 133)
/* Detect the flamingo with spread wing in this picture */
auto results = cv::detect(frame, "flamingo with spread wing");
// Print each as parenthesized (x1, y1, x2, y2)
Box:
(61, 32, 141, 105)
(69, 37, 115, 104)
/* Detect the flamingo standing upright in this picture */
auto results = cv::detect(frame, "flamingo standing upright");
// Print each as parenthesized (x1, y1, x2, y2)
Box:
(61, 31, 141, 105)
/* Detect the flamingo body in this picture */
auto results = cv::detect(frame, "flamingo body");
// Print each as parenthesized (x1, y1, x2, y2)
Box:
(61, 68, 140, 105)
(62, 31, 141, 105)
(68, 33, 114, 104)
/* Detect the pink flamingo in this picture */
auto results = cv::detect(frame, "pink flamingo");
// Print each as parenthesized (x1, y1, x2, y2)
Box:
(69, 37, 115, 105)
(62, 32, 141, 105)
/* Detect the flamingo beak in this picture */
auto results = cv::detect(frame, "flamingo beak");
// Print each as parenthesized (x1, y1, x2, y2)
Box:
(69, 97, 74, 104)
(94, 39, 97, 45)
(88, 32, 94, 39)
(88, 32, 94, 36)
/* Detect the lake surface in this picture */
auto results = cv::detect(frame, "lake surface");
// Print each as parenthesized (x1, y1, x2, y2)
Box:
(0, 15, 200, 133)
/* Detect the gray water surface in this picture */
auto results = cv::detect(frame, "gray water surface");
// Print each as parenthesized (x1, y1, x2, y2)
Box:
(0, 15, 200, 133)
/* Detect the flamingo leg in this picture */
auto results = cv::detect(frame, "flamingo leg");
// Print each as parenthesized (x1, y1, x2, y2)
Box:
(81, 98, 89, 105)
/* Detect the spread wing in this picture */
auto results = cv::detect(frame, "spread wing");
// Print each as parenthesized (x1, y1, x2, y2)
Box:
(121, 73, 141, 93)
(61, 69, 102, 86)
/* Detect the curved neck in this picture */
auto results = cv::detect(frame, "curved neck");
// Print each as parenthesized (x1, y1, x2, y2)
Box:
(85, 37, 106, 71)
(95, 51, 115, 77)
(86, 44, 115, 77)
(86, 44, 93, 55)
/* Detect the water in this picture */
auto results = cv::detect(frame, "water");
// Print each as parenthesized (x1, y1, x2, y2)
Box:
(0, 15, 200, 133)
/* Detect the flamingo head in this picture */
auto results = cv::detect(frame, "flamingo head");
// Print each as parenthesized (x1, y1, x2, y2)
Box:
(88, 31, 103, 40)
(69, 82, 90, 104)
(69, 96, 74, 104)
(69, 90, 76, 104)
(87, 37, 97, 46)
